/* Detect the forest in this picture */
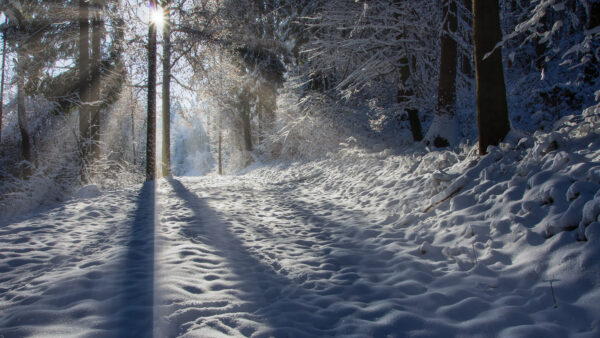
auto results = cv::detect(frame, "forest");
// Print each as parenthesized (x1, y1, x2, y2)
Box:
(0, 0, 599, 337)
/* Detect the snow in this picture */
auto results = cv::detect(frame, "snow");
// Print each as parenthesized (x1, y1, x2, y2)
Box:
(1, 107, 600, 337)
(72, 185, 102, 200)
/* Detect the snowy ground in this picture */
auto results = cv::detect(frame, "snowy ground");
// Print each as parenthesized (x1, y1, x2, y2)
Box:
(1, 106, 600, 337)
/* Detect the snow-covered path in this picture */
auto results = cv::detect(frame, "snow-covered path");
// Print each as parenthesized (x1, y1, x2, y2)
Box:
(156, 176, 416, 337)
(2, 170, 598, 337)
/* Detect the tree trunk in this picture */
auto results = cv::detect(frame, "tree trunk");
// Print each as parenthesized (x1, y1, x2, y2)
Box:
(240, 88, 253, 152)
(90, 1, 104, 160)
(132, 103, 136, 166)
(431, 0, 458, 148)
(146, 0, 157, 181)
(394, 0, 423, 142)
(406, 108, 423, 142)
(218, 119, 223, 175)
(161, 0, 171, 177)
(257, 82, 276, 145)
(461, 0, 473, 76)
(397, 57, 423, 142)
(79, 0, 90, 163)
(473, 0, 510, 154)
(437, 0, 458, 116)
(0, 27, 6, 149)
(16, 51, 31, 177)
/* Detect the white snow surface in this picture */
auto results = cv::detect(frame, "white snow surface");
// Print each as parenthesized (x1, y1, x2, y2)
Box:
(1, 107, 600, 337)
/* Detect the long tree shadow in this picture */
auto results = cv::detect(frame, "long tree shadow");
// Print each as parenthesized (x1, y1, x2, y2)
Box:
(167, 178, 445, 336)
(110, 181, 156, 337)
(258, 185, 426, 296)
(166, 178, 337, 337)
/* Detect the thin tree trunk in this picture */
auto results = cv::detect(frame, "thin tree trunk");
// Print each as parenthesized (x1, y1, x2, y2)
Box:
(473, 0, 510, 154)
(397, 56, 423, 142)
(258, 82, 276, 145)
(461, 0, 473, 76)
(16, 51, 31, 177)
(0, 26, 6, 149)
(257, 97, 262, 145)
(79, 0, 91, 164)
(90, 1, 104, 160)
(240, 88, 253, 152)
(146, 0, 157, 181)
(406, 108, 423, 141)
(218, 119, 223, 175)
(161, 0, 171, 177)
(131, 96, 136, 166)
(394, 0, 423, 142)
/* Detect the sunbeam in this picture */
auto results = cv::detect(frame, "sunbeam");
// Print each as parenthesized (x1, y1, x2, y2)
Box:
(150, 5, 165, 30)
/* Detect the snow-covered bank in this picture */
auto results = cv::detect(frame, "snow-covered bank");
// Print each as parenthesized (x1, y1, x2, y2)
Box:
(1, 106, 599, 337)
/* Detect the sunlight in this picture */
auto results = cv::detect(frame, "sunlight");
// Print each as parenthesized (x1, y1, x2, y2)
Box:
(150, 6, 165, 30)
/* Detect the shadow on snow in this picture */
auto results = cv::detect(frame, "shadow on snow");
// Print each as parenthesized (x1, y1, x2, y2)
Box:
(166, 178, 337, 337)
(112, 181, 156, 337)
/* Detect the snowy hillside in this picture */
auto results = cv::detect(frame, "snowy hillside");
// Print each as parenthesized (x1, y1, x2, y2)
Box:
(1, 105, 599, 337)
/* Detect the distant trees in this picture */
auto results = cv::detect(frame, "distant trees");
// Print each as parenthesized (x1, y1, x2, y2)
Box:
(302, 0, 439, 142)
(0, 0, 597, 186)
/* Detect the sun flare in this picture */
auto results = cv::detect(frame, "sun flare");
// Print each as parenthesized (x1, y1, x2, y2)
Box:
(150, 6, 165, 29)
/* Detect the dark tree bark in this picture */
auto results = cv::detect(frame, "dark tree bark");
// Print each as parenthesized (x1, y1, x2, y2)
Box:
(437, 0, 458, 116)
(161, 0, 171, 177)
(432, 0, 458, 148)
(218, 119, 223, 175)
(16, 51, 31, 177)
(146, 0, 158, 181)
(132, 104, 136, 166)
(90, 0, 104, 160)
(473, 0, 510, 154)
(397, 56, 423, 142)
(461, 0, 473, 76)
(0, 26, 6, 149)
(394, 0, 423, 142)
(79, 0, 91, 162)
